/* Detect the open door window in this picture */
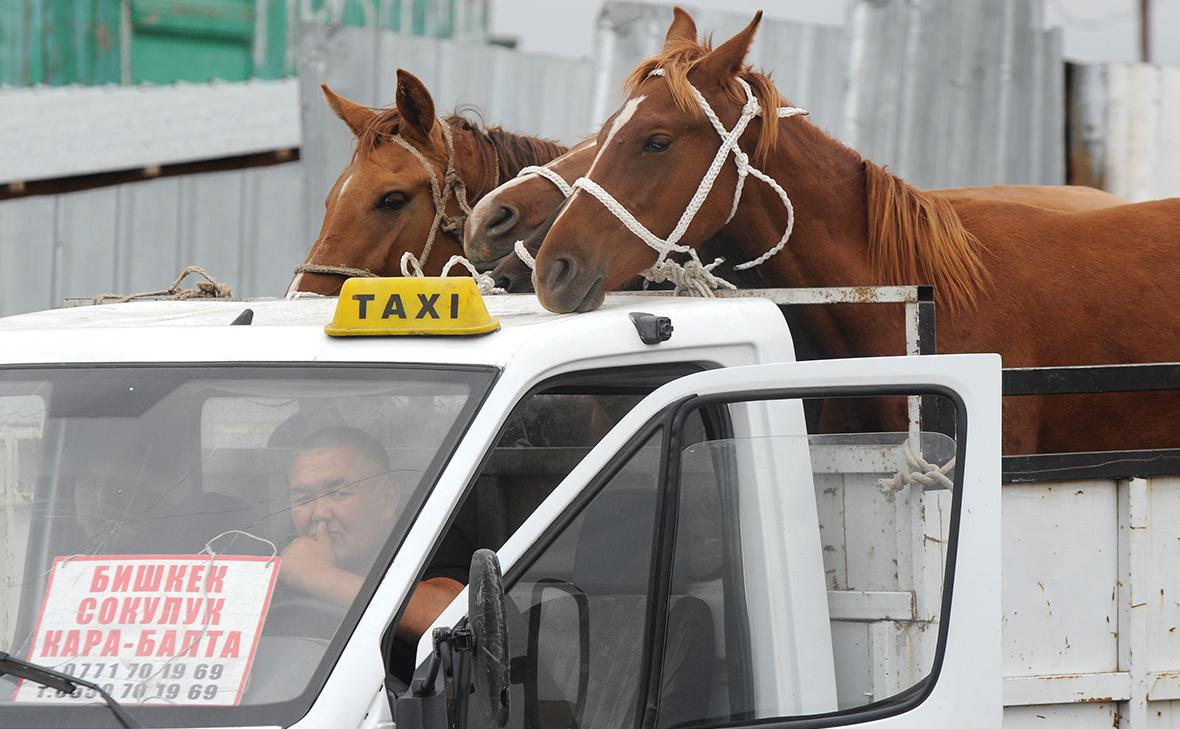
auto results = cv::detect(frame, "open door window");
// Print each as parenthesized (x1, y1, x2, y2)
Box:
(400, 354, 1001, 729)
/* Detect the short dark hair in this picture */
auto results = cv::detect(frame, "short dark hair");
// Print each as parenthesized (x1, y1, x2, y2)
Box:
(297, 426, 390, 472)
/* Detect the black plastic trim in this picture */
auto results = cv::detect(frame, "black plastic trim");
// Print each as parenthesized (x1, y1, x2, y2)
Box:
(1003, 363, 1180, 396)
(1003, 448, 1180, 483)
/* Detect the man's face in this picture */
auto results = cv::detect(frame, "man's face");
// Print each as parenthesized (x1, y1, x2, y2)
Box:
(288, 445, 400, 570)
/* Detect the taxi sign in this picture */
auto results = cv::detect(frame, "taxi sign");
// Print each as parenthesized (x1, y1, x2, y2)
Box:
(325, 277, 500, 337)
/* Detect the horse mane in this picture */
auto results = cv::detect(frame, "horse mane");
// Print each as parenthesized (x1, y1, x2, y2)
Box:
(623, 37, 785, 163)
(355, 107, 566, 196)
(864, 160, 991, 309)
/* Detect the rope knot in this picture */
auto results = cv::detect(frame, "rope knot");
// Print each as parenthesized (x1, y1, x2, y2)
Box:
(877, 440, 956, 493)
(640, 253, 736, 298)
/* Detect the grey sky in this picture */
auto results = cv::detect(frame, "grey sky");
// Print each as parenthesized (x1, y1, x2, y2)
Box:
(490, 0, 1179, 66)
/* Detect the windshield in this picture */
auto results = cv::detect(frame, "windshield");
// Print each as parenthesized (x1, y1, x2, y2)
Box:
(0, 365, 493, 728)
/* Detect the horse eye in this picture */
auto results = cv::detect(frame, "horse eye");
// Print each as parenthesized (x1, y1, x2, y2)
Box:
(642, 134, 671, 153)
(378, 192, 407, 211)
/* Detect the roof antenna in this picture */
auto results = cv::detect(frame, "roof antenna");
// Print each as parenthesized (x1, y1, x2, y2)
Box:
(230, 308, 254, 326)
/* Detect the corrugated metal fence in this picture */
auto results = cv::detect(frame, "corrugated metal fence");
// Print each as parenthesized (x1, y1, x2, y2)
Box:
(0, 165, 306, 316)
(1068, 63, 1180, 201)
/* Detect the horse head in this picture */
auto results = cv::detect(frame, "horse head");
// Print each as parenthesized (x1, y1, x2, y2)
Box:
(290, 70, 564, 296)
(533, 9, 791, 313)
(463, 139, 596, 271)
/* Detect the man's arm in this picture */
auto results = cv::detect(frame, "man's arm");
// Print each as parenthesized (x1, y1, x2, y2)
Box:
(395, 577, 464, 641)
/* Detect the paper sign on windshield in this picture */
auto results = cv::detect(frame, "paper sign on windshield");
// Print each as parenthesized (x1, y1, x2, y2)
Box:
(14, 555, 279, 706)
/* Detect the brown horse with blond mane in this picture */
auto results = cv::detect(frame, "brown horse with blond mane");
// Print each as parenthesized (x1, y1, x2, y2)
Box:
(532, 8, 1180, 454)
(287, 69, 566, 296)
(463, 9, 1123, 291)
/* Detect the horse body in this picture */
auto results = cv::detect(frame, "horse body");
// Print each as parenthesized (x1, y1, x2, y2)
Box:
(532, 8, 1179, 453)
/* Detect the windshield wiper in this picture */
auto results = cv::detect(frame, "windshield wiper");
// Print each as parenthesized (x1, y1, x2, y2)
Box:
(0, 652, 140, 728)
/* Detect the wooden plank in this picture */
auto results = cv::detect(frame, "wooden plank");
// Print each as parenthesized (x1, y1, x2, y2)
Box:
(1002, 481, 1119, 677)
(827, 590, 914, 622)
(1003, 702, 1118, 728)
(842, 472, 898, 592)
(1144, 478, 1180, 675)
(1002, 672, 1130, 705)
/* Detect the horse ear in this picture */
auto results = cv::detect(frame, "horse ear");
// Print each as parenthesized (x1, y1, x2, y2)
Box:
(395, 69, 437, 142)
(662, 6, 697, 50)
(696, 11, 762, 80)
(321, 83, 375, 138)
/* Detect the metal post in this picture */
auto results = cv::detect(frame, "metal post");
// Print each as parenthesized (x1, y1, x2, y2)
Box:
(916, 286, 953, 437)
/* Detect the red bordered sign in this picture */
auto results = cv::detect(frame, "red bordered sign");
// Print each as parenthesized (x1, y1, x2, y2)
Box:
(13, 555, 279, 707)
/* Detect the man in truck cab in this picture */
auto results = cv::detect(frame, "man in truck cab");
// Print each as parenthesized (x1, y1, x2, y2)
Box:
(277, 426, 473, 680)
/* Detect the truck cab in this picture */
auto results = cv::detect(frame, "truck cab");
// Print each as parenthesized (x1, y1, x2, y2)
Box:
(0, 279, 1001, 729)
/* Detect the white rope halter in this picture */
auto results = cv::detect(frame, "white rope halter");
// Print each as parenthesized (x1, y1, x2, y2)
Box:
(516, 164, 574, 197)
(567, 68, 807, 295)
(506, 164, 573, 273)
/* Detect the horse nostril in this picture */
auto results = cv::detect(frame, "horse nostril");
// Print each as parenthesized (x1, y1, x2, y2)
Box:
(543, 255, 578, 292)
(486, 205, 519, 237)
(494, 274, 513, 292)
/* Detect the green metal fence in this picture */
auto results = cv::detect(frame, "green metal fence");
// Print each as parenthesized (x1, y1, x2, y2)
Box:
(0, 0, 487, 86)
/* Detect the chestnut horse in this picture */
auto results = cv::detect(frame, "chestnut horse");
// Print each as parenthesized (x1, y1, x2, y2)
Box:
(465, 9, 1123, 292)
(532, 9, 1180, 454)
(467, 139, 1125, 293)
(288, 69, 566, 296)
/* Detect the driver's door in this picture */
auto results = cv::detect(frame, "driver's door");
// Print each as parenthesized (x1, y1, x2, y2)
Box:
(421, 353, 1001, 729)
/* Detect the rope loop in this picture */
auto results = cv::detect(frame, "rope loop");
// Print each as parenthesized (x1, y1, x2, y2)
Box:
(512, 240, 537, 271)
(517, 164, 575, 197)
(91, 265, 232, 305)
(400, 251, 426, 278)
(293, 263, 378, 279)
(440, 255, 505, 295)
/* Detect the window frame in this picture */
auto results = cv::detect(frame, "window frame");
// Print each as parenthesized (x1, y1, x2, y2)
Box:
(638, 383, 969, 729)
(0, 361, 497, 729)
(384, 363, 709, 690)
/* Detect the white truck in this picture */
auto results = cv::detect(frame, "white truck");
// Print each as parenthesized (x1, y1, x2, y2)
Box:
(0, 277, 1171, 729)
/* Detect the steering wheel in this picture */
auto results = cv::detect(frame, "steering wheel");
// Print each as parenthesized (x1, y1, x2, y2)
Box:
(264, 594, 348, 640)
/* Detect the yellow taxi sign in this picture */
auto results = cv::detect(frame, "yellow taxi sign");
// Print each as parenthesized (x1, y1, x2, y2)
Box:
(325, 277, 500, 337)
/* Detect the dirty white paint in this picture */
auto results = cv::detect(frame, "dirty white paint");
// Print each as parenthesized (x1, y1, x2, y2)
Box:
(0, 80, 300, 184)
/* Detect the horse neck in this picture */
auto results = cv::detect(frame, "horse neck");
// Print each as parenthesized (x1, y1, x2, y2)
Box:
(455, 124, 568, 200)
(721, 122, 903, 358)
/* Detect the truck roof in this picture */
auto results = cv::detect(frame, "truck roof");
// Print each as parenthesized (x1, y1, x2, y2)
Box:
(0, 293, 796, 369)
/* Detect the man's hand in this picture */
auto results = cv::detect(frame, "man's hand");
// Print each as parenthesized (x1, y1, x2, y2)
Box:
(278, 522, 363, 606)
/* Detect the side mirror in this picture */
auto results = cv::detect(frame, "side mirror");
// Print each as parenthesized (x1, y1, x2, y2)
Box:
(394, 549, 511, 729)
(468, 549, 510, 728)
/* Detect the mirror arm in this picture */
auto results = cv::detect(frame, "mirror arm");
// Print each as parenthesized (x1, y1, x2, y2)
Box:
(414, 626, 473, 696)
